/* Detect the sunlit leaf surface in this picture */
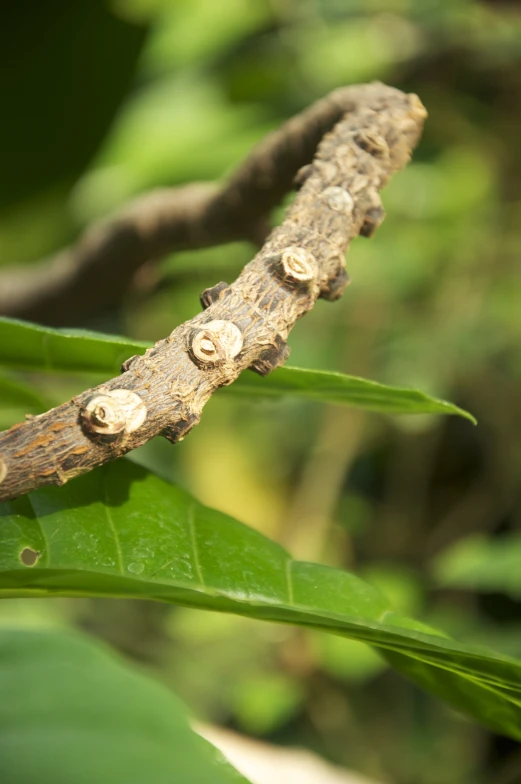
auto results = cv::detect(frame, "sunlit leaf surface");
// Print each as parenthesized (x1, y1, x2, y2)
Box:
(0, 318, 475, 421)
(1, 461, 518, 739)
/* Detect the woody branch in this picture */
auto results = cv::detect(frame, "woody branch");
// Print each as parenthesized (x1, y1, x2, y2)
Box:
(0, 83, 426, 502)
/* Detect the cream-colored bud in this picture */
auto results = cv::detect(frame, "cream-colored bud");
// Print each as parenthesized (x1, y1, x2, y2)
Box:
(280, 247, 315, 282)
(191, 320, 243, 366)
(82, 389, 147, 435)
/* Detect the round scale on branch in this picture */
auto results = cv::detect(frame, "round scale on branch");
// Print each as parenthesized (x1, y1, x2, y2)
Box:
(280, 247, 316, 283)
(190, 320, 243, 367)
(322, 186, 354, 214)
(82, 389, 147, 437)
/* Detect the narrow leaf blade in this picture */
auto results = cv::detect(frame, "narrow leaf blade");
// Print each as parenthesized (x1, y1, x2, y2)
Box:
(0, 317, 475, 420)
(228, 366, 476, 422)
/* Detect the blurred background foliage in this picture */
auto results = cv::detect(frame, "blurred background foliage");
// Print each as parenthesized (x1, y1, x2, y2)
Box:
(1, 0, 521, 782)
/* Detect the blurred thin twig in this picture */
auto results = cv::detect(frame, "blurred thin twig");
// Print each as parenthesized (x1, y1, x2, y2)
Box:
(0, 86, 395, 326)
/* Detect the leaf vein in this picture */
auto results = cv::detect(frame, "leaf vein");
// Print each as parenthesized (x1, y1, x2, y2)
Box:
(188, 502, 205, 587)
(102, 479, 124, 576)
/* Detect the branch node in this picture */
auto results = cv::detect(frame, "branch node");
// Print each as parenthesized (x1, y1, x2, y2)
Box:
(249, 334, 290, 376)
(121, 355, 141, 373)
(163, 413, 200, 444)
(319, 267, 351, 302)
(0, 458, 7, 485)
(359, 205, 386, 238)
(293, 164, 313, 190)
(200, 281, 230, 310)
(358, 189, 386, 238)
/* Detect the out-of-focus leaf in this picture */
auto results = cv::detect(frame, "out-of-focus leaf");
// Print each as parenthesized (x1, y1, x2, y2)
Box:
(0, 318, 475, 420)
(314, 634, 387, 684)
(1, 461, 520, 740)
(433, 534, 521, 598)
(231, 673, 303, 735)
(73, 78, 268, 220)
(0, 375, 50, 430)
(141, 0, 271, 72)
(297, 17, 422, 91)
(0, 626, 249, 784)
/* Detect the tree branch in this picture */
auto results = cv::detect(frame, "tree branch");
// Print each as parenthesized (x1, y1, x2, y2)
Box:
(0, 83, 426, 501)
(0, 84, 392, 326)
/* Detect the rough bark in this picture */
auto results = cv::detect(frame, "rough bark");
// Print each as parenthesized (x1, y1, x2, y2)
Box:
(0, 83, 426, 501)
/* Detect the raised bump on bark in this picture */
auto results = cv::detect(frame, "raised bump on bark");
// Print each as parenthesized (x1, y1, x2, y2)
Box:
(82, 389, 147, 437)
(250, 334, 290, 376)
(189, 320, 243, 367)
(320, 267, 351, 302)
(200, 281, 230, 310)
(280, 247, 315, 283)
(322, 186, 354, 215)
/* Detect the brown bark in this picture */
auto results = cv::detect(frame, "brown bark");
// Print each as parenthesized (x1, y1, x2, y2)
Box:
(0, 83, 426, 501)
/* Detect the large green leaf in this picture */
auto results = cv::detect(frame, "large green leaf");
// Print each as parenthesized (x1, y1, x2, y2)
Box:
(0, 626, 249, 784)
(0, 317, 475, 421)
(1, 461, 519, 739)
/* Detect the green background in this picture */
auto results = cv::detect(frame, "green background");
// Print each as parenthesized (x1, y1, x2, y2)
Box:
(1, 1, 521, 782)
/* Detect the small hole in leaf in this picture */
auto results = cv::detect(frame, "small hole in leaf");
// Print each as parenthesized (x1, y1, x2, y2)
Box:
(20, 547, 40, 567)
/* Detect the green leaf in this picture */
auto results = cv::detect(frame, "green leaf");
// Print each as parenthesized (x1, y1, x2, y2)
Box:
(228, 366, 475, 421)
(0, 375, 50, 430)
(0, 626, 250, 784)
(1, 461, 519, 740)
(433, 534, 521, 598)
(0, 317, 149, 376)
(0, 317, 475, 421)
